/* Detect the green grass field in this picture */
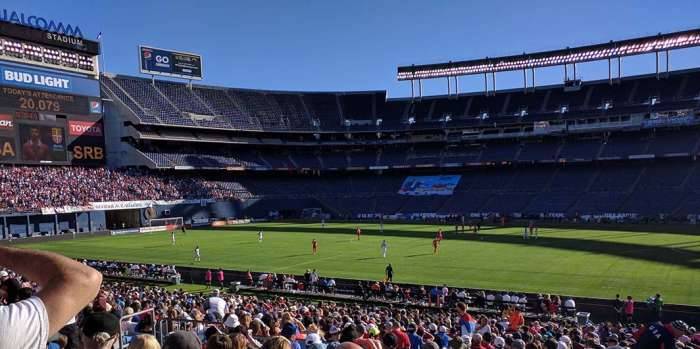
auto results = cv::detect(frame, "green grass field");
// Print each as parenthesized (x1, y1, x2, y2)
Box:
(16, 222, 700, 305)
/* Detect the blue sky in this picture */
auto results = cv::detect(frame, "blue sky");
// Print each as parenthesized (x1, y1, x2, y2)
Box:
(7, 1, 700, 96)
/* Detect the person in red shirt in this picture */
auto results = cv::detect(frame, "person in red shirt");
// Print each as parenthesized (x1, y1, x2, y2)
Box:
(356, 227, 362, 240)
(432, 239, 440, 255)
(436, 229, 443, 241)
(217, 268, 224, 287)
(204, 269, 212, 288)
(391, 322, 410, 349)
(508, 307, 524, 332)
(312, 239, 318, 255)
(21, 127, 49, 161)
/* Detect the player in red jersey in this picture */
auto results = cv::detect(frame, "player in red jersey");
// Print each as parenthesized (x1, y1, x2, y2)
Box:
(432, 238, 440, 255)
(436, 228, 444, 241)
(312, 239, 318, 255)
(356, 226, 362, 240)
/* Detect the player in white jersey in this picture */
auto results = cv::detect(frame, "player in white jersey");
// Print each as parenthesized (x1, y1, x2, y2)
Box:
(380, 239, 389, 258)
(258, 230, 263, 243)
(193, 245, 201, 262)
(523, 227, 529, 240)
(171, 231, 176, 245)
(321, 218, 325, 228)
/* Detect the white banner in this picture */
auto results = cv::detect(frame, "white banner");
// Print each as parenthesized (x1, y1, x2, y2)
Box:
(91, 201, 153, 211)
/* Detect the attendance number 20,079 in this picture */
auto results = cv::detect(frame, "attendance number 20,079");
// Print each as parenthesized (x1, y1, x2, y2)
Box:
(19, 97, 61, 112)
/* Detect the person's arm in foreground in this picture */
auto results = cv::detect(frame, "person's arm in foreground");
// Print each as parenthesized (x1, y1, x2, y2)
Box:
(0, 246, 103, 335)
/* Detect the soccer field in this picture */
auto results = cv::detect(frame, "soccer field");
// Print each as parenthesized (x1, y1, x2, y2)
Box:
(16, 222, 700, 305)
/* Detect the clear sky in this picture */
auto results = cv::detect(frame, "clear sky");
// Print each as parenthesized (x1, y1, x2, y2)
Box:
(7, 1, 700, 97)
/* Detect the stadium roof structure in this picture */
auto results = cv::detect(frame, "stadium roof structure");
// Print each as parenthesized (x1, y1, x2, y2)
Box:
(397, 28, 700, 97)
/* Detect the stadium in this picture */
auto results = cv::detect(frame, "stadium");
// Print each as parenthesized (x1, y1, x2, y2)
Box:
(0, 3, 697, 349)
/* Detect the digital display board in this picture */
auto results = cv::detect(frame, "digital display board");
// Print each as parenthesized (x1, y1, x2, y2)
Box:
(139, 45, 203, 80)
(0, 111, 104, 164)
(0, 63, 103, 165)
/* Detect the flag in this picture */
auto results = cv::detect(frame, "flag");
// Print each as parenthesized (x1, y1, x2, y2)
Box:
(96, 32, 103, 40)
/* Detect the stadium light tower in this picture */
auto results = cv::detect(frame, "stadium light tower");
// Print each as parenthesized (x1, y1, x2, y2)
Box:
(398, 28, 700, 95)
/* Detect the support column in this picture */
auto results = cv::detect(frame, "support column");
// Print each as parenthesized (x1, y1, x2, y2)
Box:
(492, 72, 496, 94)
(447, 77, 451, 96)
(483, 73, 488, 95)
(2, 216, 6, 239)
(655, 51, 659, 79)
(455, 76, 459, 96)
(531, 68, 536, 90)
(88, 212, 93, 232)
(54, 214, 59, 235)
(26, 215, 30, 237)
(618, 57, 622, 83)
(523, 69, 527, 93)
(75, 212, 79, 233)
(608, 58, 612, 85)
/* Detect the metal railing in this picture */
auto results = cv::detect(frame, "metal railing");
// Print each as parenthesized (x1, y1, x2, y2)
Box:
(119, 308, 156, 349)
(156, 317, 223, 344)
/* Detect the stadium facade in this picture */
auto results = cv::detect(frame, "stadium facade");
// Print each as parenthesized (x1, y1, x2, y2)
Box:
(3, 20, 700, 237)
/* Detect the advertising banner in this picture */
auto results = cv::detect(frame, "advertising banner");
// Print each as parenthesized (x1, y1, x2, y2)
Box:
(398, 175, 462, 196)
(0, 63, 100, 96)
(139, 45, 203, 80)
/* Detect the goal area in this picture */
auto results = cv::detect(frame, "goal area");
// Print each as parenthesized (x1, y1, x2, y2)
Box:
(148, 217, 184, 231)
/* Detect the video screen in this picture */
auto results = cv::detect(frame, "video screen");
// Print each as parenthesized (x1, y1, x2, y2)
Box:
(18, 124, 67, 162)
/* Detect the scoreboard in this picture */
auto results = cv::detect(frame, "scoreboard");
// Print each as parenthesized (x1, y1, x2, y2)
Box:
(0, 20, 103, 165)
(139, 45, 202, 80)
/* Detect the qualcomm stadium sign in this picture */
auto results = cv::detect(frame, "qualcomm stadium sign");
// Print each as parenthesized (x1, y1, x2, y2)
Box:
(0, 9, 83, 38)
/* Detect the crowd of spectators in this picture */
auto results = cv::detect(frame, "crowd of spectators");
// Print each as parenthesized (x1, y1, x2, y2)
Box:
(0, 255, 696, 349)
(84, 260, 180, 282)
(0, 165, 252, 213)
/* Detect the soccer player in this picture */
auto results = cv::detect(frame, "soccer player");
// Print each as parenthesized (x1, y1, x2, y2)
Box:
(258, 230, 264, 243)
(432, 238, 440, 255)
(380, 239, 389, 258)
(523, 226, 529, 240)
(436, 228, 443, 241)
(321, 218, 325, 228)
(356, 226, 362, 240)
(312, 239, 318, 255)
(193, 245, 201, 262)
(171, 231, 176, 245)
(385, 264, 393, 282)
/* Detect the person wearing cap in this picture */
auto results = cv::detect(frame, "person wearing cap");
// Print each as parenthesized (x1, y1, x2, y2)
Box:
(326, 325, 342, 349)
(163, 330, 202, 349)
(407, 323, 423, 349)
(306, 332, 326, 349)
(633, 320, 687, 349)
(80, 311, 121, 349)
(435, 326, 450, 349)
(0, 246, 102, 348)
(282, 322, 303, 349)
